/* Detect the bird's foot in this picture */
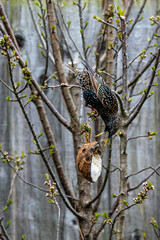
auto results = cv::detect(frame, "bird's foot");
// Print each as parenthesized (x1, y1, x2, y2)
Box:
(104, 138, 109, 146)
(90, 109, 99, 117)
(85, 105, 99, 116)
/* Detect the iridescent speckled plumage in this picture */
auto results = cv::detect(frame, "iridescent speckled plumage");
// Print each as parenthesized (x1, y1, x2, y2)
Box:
(65, 61, 120, 138)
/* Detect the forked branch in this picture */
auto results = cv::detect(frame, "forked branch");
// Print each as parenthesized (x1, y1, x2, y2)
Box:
(125, 48, 160, 126)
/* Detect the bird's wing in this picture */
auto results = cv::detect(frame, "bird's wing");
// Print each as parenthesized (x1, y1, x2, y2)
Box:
(81, 60, 118, 115)
(99, 85, 118, 115)
(81, 61, 112, 103)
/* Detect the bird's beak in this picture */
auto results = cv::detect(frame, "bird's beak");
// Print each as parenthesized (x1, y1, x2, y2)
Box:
(95, 131, 105, 137)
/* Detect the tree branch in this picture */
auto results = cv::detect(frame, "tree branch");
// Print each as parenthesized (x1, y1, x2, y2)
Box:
(96, 18, 118, 31)
(93, 198, 119, 240)
(125, 48, 160, 126)
(127, 134, 148, 141)
(0, 3, 20, 53)
(112, 90, 126, 117)
(127, 0, 147, 38)
(5, 45, 83, 220)
(124, 0, 134, 19)
(56, 1, 83, 60)
(126, 166, 160, 179)
(0, 218, 12, 240)
(0, 78, 14, 93)
(128, 25, 160, 102)
(114, 0, 147, 59)
(117, 53, 157, 95)
(7, 161, 48, 193)
(46, 0, 80, 130)
(128, 163, 160, 192)
(38, 0, 49, 84)
(78, 0, 87, 60)
(0, 22, 72, 132)
(32, 95, 76, 206)
(109, 203, 137, 240)
(54, 2, 74, 65)
(27, 0, 55, 65)
(121, 16, 128, 109)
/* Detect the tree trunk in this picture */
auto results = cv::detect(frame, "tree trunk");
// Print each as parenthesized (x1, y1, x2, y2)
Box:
(116, 15, 128, 240)
(105, 0, 114, 88)
(116, 122, 128, 240)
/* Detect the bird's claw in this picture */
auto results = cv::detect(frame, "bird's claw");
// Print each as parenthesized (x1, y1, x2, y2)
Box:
(90, 110, 99, 117)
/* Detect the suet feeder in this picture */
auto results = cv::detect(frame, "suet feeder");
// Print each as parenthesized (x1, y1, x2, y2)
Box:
(76, 141, 102, 182)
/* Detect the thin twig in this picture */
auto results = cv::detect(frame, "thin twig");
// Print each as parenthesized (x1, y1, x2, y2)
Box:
(112, 90, 126, 117)
(126, 166, 160, 179)
(44, 72, 57, 83)
(45, 83, 81, 90)
(0, 3, 20, 53)
(127, 0, 147, 37)
(151, 225, 160, 239)
(27, 0, 54, 64)
(121, 16, 128, 109)
(125, 48, 160, 126)
(114, 0, 147, 58)
(128, 25, 160, 102)
(6, 173, 16, 203)
(56, 1, 83, 60)
(124, 0, 134, 19)
(78, 0, 87, 60)
(54, 2, 74, 65)
(127, 134, 148, 141)
(0, 78, 14, 93)
(93, 198, 119, 239)
(128, 163, 160, 192)
(109, 203, 137, 240)
(128, 52, 146, 69)
(127, 53, 157, 89)
(3, 154, 78, 201)
(55, 197, 61, 240)
(38, 0, 49, 85)
(48, 180, 61, 240)
(0, 218, 12, 240)
(97, 18, 118, 31)
(7, 161, 48, 193)
(103, 71, 115, 80)
(17, 82, 28, 94)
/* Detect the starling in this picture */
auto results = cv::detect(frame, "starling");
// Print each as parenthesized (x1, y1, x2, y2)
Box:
(65, 63, 100, 115)
(81, 61, 120, 140)
(65, 61, 120, 143)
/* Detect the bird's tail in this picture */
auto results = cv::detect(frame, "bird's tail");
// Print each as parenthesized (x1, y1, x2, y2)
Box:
(65, 63, 81, 78)
(81, 60, 105, 97)
(81, 60, 99, 94)
(81, 60, 95, 75)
